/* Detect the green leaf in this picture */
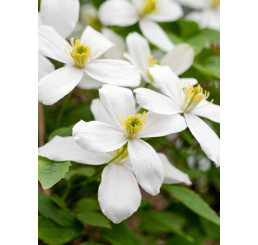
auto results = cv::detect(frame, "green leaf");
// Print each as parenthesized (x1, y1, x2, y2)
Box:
(201, 28, 220, 44)
(65, 166, 96, 180)
(38, 156, 71, 189)
(165, 186, 220, 225)
(186, 34, 207, 55)
(139, 211, 193, 242)
(38, 216, 82, 245)
(48, 125, 73, 141)
(200, 218, 220, 242)
(76, 211, 111, 229)
(177, 19, 200, 38)
(80, 242, 104, 245)
(75, 198, 100, 212)
(101, 223, 144, 245)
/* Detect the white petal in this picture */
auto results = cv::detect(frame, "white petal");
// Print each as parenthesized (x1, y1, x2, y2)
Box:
(185, 113, 220, 166)
(99, 85, 136, 128)
(148, 65, 181, 103)
(146, 0, 183, 22)
(128, 139, 164, 195)
(38, 25, 73, 64)
(80, 26, 114, 60)
(126, 32, 151, 75)
(161, 44, 194, 75)
(175, 0, 208, 9)
(139, 19, 174, 52)
(98, 162, 141, 223)
(102, 28, 126, 59)
(85, 59, 140, 87)
(191, 100, 220, 123)
(90, 99, 115, 125)
(139, 113, 187, 138)
(158, 153, 192, 185)
(40, 0, 79, 38)
(73, 120, 127, 153)
(77, 72, 103, 90)
(134, 88, 182, 115)
(38, 136, 110, 165)
(98, 0, 138, 26)
(38, 65, 83, 105)
(179, 78, 198, 87)
(38, 54, 55, 80)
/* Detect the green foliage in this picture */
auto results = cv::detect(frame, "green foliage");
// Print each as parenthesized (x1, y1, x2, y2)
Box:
(77, 211, 111, 228)
(38, 156, 71, 189)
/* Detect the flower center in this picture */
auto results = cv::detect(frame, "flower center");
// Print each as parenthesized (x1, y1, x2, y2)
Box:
(141, 0, 158, 16)
(147, 56, 161, 82)
(123, 112, 148, 139)
(112, 147, 129, 164)
(70, 38, 92, 68)
(211, 0, 220, 9)
(181, 84, 211, 112)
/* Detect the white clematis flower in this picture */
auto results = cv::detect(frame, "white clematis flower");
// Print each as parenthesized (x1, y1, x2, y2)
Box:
(38, 0, 80, 80)
(38, 25, 140, 105)
(176, 0, 220, 30)
(98, 0, 183, 51)
(38, 99, 191, 223)
(134, 66, 220, 166)
(73, 85, 187, 196)
(125, 32, 195, 86)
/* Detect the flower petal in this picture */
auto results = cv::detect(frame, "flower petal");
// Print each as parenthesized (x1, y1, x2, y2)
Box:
(77, 72, 103, 90)
(98, 162, 141, 223)
(90, 99, 115, 125)
(73, 120, 127, 152)
(134, 88, 182, 115)
(126, 32, 151, 75)
(139, 112, 187, 138)
(179, 78, 198, 86)
(158, 153, 192, 185)
(38, 25, 73, 64)
(40, 0, 79, 38)
(38, 136, 110, 165)
(184, 113, 220, 166)
(98, 0, 138, 26)
(147, 0, 183, 22)
(80, 26, 114, 60)
(102, 28, 126, 59)
(38, 54, 55, 80)
(85, 59, 140, 87)
(191, 100, 220, 123)
(38, 65, 83, 105)
(161, 44, 194, 75)
(128, 139, 164, 195)
(148, 65, 181, 103)
(99, 85, 136, 128)
(174, 0, 207, 9)
(139, 19, 174, 52)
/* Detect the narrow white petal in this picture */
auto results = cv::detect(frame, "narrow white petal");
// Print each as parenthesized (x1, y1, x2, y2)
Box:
(38, 54, 55, 80)
(191, 100, 220, 123)
(158, 153, 192, 185)
(38, 66, 83, 105)
(148, 65, 181, 103)
(73, 120, 127, 153)
(139, 113, 187, 138)
(40, 0, 80, 38)
(128, 139, 164, 195)
(38, 25, 73, 64)
(179, 78, 198, 86)
(90, 99, 115, 125)
(126, 32, 151, 75)
(175, 0, 208, 9)
(185, 113, 220, 166)
(102, 28, 126, 59)
(77, 72, 103, 90)
(139, 19, 174, 52)
(161, 44, 194, 75)
(99, 0, 138, 26)
(38, 136, 110, 165)
(85, 59, 140, 87)
(99, 85, 136, 128)
(98, 162, 141, 223)
(81, 26, 114, 60)
(147, 0, 183, 22)
(134, 88, 182, 115)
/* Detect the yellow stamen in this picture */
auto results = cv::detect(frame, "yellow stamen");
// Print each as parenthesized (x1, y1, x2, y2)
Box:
(147, 56, 161, 82)
(211, 0, 220, 8)
(113, 147, 129, 164)
(182, 83, 211, 112)
(123, 112, 148, 139)
(141, 0, 158, 16)
(70, 38, 92, 68)
(87, 16, 102, 31)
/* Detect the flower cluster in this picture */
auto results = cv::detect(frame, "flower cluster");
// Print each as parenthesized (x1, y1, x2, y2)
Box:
(38, 0, 220, 224)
